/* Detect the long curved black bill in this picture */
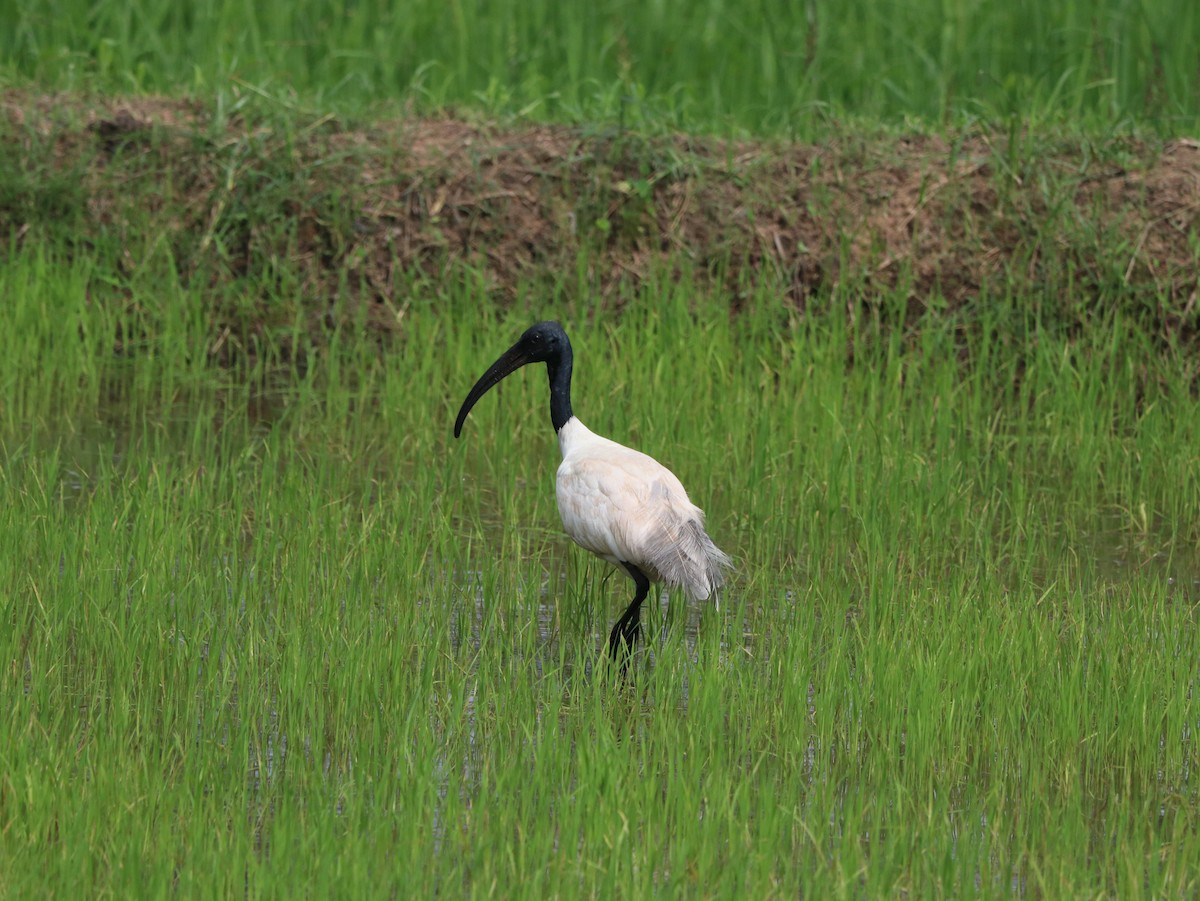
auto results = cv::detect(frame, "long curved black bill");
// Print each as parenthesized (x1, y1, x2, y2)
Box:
(453, 341, 534, 437)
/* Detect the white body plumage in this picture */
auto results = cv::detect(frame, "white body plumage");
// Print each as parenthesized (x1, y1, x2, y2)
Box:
(555, 417, 730, 604)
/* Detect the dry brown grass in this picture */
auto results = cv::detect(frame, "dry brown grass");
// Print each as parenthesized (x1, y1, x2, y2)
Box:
(3, 90, 1198, 343)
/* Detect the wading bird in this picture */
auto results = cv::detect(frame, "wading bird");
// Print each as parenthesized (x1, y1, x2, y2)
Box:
(453, 321, 731, 663)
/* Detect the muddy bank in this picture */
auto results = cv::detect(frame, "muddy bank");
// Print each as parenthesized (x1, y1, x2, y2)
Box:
(3, 90, 1198, 345)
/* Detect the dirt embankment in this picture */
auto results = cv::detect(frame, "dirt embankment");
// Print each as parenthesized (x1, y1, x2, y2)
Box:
(3, 91, 1199, 344)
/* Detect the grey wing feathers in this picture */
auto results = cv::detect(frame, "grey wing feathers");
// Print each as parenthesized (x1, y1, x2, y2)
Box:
(642, 496, 733, 601)
(557, 447, 732, 602)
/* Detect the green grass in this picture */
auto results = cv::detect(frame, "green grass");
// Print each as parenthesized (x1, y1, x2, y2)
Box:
(4, 0, 1199, 134)
(1, 243, 1197, 895)
(3, 0, 1197, 891)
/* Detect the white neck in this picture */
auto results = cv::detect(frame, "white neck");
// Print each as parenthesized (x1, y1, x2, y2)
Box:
(556, 416, 596, 458)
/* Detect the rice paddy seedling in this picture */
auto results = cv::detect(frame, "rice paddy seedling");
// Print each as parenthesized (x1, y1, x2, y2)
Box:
(1, 237, 1197, 895)
(3, 0, 1199, 134)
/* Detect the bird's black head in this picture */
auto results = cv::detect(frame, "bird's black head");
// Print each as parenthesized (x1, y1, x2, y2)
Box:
(454, 320, 575, 437)
(515, 320, 570, 364)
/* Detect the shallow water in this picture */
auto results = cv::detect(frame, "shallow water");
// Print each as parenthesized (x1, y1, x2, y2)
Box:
(13, 379, 1199, 897)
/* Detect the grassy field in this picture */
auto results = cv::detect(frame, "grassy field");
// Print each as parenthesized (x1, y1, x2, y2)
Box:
(2, 0, 1200, 896)
(4, 0, 1200, 134)
(1, 245, 1198, 895)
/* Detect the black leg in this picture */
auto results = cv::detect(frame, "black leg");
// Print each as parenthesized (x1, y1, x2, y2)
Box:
(608, 563, 650, 664)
